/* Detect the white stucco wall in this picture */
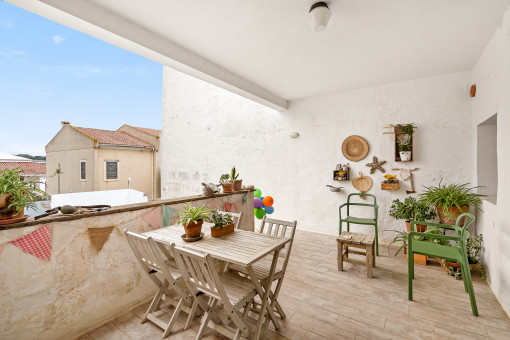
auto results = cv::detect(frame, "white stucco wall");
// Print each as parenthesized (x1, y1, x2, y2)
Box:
(161, 67, 474, 241)
(471, 5, 510, 317)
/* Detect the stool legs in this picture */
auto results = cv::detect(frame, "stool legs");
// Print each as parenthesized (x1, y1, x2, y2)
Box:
(337, 241, 344, 271)
(366, 246, 374, 278)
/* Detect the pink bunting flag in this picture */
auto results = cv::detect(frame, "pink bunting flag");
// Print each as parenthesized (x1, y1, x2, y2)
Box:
(206, 199, 217, 210)
(9, 224, 52, 262)
(224, 202, 233, 212)
(233, 200, 243, 213)
(143, 206, 162, 229)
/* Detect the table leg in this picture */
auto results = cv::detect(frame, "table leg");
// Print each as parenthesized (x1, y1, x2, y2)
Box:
(366, 246, 373, 278)
(337, 241, 344, 271)
(248, 248, 281, 340)
(373, 243, 376, 268)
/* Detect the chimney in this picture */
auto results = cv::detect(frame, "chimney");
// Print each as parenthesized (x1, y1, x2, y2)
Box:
(61, 121, 70, 127)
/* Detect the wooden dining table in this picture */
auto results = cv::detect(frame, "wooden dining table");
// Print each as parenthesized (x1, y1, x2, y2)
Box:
(143, 224, 290, 340)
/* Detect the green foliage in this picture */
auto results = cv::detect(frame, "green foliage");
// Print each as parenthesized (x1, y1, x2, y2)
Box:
(388, 229, 409, 256)
(420, 180, 485, 218)
(0, 168, 47, 213)
(176, 203, 212, 227)
(211, 210, 233, 229)
(15, 154, 46, 161)
(396, 123, 417, 152)
(466, 234, 484, 264)
(219, 174, 230, 184)
(230, 166, 240, 182)
(389, 196, 436, 222)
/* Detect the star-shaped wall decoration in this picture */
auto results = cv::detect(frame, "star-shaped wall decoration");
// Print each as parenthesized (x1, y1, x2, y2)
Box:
(366, 156, 386, 174)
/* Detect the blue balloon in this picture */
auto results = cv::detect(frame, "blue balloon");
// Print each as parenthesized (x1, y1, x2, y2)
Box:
(264, 206, 274, 214)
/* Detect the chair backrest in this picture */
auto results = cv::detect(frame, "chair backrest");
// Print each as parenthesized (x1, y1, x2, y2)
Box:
(259, 216, 297, 269)
(171, 245, 233, 310)
(346, 193, 378, 217)
(124, 229, 162, 273)
(216, 210, 243, 229)
(456, 212, 476, 241)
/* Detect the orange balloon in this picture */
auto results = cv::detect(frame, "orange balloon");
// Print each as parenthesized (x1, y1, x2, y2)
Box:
(262, 196, 274, 207)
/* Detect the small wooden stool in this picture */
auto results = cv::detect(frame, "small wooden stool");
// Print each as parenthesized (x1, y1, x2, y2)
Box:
(337, 232, 376, 278)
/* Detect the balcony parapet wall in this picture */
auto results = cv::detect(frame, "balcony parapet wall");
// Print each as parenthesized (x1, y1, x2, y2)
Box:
(0, 190, 254, 340)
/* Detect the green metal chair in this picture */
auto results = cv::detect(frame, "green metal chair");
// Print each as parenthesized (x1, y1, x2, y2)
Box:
(339, 193, 379, 256)
(408, 213, 478, 316)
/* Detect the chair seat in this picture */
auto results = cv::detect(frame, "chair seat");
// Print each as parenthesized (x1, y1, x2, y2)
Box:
(341, 216, 376, 225)
(228, 260, 284, 282)
(218, 271, 257, 308)
(412, 241, 463, 262)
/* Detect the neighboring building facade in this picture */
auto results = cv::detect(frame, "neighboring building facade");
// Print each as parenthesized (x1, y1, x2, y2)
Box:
(0, 152, 46, 191)
(45, 122, 161, 199)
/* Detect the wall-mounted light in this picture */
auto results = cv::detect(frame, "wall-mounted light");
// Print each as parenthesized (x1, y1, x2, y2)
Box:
(289, 132, 300, 138)
(309, 2, 331, 32)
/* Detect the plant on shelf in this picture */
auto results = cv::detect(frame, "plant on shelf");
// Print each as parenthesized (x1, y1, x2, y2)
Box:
(219, 173, 233, 193)
(389, 196, 436, 232)
(176, 203, 212, 238)
(210, 210, 235, 237)
(396, 123, 417, 161)
(230, 166, 242, 191)
(0, 168, 46, 222)
(420, 180, 485, 225)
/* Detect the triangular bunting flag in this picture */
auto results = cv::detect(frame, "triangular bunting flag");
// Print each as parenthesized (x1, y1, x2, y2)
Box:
(0, 243, 5, 256)
(162, 205, 176, 227)
(143, 206, 162, 229)
(205, 199, 217, 210)
(233, 200, 243, 213)
(87, 227, 115, 254)
(225, 202, 233, 212)
(242, 193, 249, 203)
(9, 224, 52, 262)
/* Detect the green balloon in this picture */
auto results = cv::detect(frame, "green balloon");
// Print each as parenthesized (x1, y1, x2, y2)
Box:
(254, 208, 266, 220)
(254, 188, 262, 198)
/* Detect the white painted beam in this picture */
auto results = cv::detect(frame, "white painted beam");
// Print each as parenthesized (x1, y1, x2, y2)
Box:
(7, 0, 288, 111)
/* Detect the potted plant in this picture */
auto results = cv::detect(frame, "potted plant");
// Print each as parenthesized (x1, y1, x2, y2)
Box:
(389, 196, 436, 232)
(0, 168, 46, 223)
(219, 174, 233, 193)
(210, 210, 235, 237)
(230, 166, 242, 191)
(437, 234, 486, 280)
(176, 203, 212, 238)
(396, 123, 416, 161)
(388, 228, 450, 265)
(420, 180, 485, 225)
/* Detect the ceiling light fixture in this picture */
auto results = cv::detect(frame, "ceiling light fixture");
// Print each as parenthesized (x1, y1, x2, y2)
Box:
(309, 2, 331, 32)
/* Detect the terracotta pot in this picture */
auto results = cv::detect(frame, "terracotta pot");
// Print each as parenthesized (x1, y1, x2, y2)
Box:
(184, 220, 203, 238)
(407, 253, 427, 266)
(222, 183, 234, 193)
(0, 194, 23, 221)
(435, 257, 476, 270)
(233, 180, 243, 191)
(437, 205, 469, 225)
(405, 221, 427, 233)
(211, 223, 235, 237)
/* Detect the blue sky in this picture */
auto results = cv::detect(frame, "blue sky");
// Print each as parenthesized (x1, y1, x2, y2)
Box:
(0, 2, 162, 155)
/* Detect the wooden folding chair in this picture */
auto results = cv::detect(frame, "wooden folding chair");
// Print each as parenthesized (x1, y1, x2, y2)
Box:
(172, 245, 257, 340)
(216, 210, 243, 229)
(229, 216, 297, 321)
(124, 230, 199, 338)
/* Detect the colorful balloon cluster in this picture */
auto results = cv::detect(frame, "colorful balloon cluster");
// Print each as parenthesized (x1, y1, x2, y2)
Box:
(253, 188, 274, 219)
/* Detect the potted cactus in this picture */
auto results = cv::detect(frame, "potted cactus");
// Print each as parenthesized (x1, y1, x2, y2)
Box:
(230, 166, 242, 191)
(176, 203, 212, 238)
(0, 168, 46, 224)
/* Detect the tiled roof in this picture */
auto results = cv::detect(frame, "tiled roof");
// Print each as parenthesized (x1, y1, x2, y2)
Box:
(72, 126, 154, 148)
(0, 162, 46, 176)
(131, 126, 161, 136)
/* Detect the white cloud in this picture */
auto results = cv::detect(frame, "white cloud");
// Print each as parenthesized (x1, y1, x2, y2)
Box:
(0, 49, 26, 57)
(53, 35, 64, 44)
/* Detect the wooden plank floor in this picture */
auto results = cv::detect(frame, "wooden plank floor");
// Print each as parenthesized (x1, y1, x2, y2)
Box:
(79, 230, 510, 340)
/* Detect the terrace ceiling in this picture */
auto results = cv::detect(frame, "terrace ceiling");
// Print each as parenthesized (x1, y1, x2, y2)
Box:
(9, 0, 510, 111)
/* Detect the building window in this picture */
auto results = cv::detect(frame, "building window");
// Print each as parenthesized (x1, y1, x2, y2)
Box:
(105, 160, 119, 180)
(80, 160, 86, 181)
(477, 114, 497, 204)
